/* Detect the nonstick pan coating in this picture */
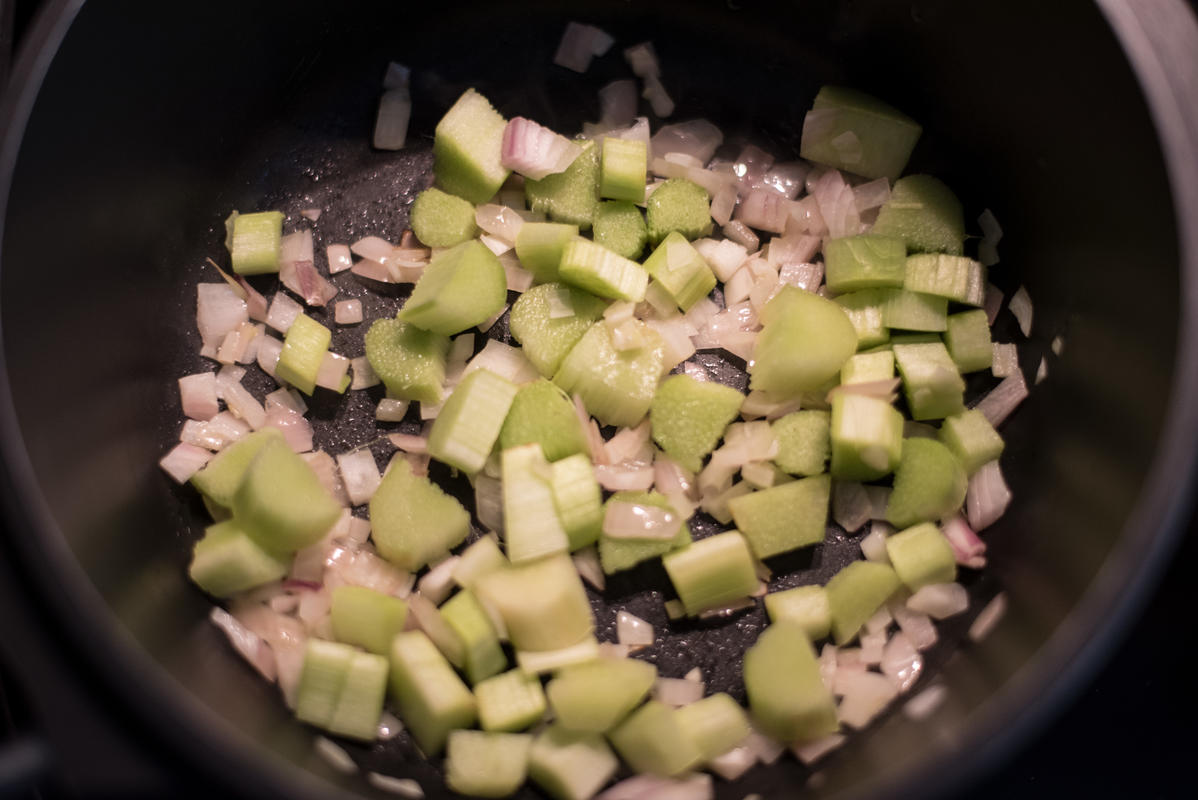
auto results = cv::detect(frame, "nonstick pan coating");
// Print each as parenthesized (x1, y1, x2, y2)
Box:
(2, 1, 1196, 799)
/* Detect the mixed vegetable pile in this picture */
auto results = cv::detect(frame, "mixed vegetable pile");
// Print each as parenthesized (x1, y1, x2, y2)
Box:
(159, 23, 1032, 800)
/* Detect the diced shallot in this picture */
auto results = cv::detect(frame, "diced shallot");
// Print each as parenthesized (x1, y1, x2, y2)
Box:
(792, 734, 846, 766)
(335, 449, 382, 506)
(158, 443, 213, 483)
(596, 773, 713, 800)
(598, 79, 638, 128)
(1009, 285, 1033, 337)
(942, 514, 987, 568)
(966, 460, 1012, 531)
(616, 610, 655, 648)
(653, 676, 705, 707)
(197, 283, 248, 351)
(373, 88, 412, 151)
(888, 601, 938, 651)
(708, 746, 757, 781)
(832, 481, 872, 533)
(722, 220, 760, 251)
(968, 592, 1008, 642)
(366, 772, 425, 798)
(179, 372, 219, 420)
(974, 369, 1028, 427)
(880, 631, 923, 691)
(603, 499, 680, 540)
(907, 583, 969, 619)
(280, 230, 337, 306)
(416, 556, 461, 606)
(501, 117, 583, 180)
(572, 546, 606, 591)
(734, 189, 791, 234)
(836, 669, 899, 729)
(554, 22, 612, 73)
(265, 292, 303, 334)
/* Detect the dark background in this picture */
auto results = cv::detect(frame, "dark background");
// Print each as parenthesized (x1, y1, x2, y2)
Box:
(0, 0, 1194, 798)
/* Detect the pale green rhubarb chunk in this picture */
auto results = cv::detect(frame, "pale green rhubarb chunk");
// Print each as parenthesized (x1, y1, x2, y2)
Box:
(330, 585, 408, 655)
(509, 282, 609, 378)
(599, 491, 692, 574)
(748, 286, 858, 398)
(871, 174, 965, 255)
(445, 730, 532, 799)
(662, 530, 759, 616)
(476, 553, 594, 652)
(558, 237, 649, 303)
(190, 427, 285, 509)
(526, 140, 601, 229)
(363, 317, 450, 405)
(645, 178, 712, 244)
(545, 657, 656, 733)
(830, 393, 904, 481)
(500, 378, 588, 463)
(441, 589, 508, 685)
(296, 639, 388, 742)
(502, 443, 570, 563)
(550, 454, 604, 551)
(882, 288, 949, 332)
(903, 253, 986, 304)
(834, 288, 891, 350)
(528, 726, 619, 800)
(938, 408, 1004, 475)
(369, 456, 471, 571)
(514, 222, 580, 282)
(886, 522, 957, 591)
(454, 536, 509, 591)
(553, 321, 664, 428)
(772, 410, 831, 477)
(799, 86, 922, 181)
(608, 700, 703, 777)
(475, 668, 547, 732)
(600, 137, 648, 203)
(397, 239, 507, 335)
(409, 186, 478, 247)
(841, 350, 895, 384)
(433, 88, 510, 204)
(389, 630, 477, 755)
(823, 234, 907, 293)
(674, 693, 752, 763)
(743, 621, 839, 743)
(650, 373, 744, 472)
(944, 309, 994, 374)
(592, 201, 647, 260)
(827, 560, 901, 645)
(232, 437, 342, 552)
(188, 519, 288, 598)
(893, 341, 966, 420)
(885, 437, 968, 529)
(276, 313, 331, 395)
(225, 210, 284, 275)
(428, 368, 519, 474)
(641, 231, 718, 311)
(764, 585, 831, 641)
(728, 474, 831, 560)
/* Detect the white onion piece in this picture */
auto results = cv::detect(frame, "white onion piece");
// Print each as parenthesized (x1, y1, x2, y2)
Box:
(377, 710, 403, 741)
(335, 450, 382, 506)
(230, 602, 307, 705)
(853, 177, 891, 212)
(966, 460, 1012, 531)
(735, 189, 791, 234)
(740, 461, 777, 489)
(775, 261, 821, 294)
(179, 372, 219, 421)
(182, 411, 250, 451)
(462, 339, 539, 385)
(832, 481, 872, 532)
(692, 239, 748, 282)
(595, 463, 656, 492)
(499, 250, 534, 292)
(598, 79, 638, 128)
(723, 265, 754, 306)
(572, 546, 605, 591)
(350, 257, 397, 284)
(653, 676, 704, 708)
(475, 204, 525, 242)
(837, 670, 898, 729)
(599, 641, 634, 659)
(264, 404, 313, 453)
(721, 220, 759, 251)
(607, 116, 652, 151)
(708, 746, 757, 781)
(333, 299, 363, 326)
(942, 514, 986, 568)
(302, 451, 350, 506)
(281, 230, 337, 307)
(697, 596, 755, 620)
(216, 369, 266, 430)
(969, 592, 1008, 642)
(826, 378, 901, 404)
(596, 773, 712, 800)
(863, 487, 891, 521)
(210, 261, 269, 323)
(651, 152, 704, 178)
(197, 283, 248, 351)
(835, 647, 865, 675)
(501, 118, 583, 180)
(641, 74, 675, 118)
(604, 420, 652, 464)
(325, 244, 353, 274)
(375, 397, 409, 422)
(346, 356, 378, 391)
(265, 292, 302, 334)
(645, 319, 697, 370)
(572, 394, 608, 465)
(216, 322, 256, 366)
(326, 544, 414, 598)
(903, 684, 947, 721)
(880, 631, 923, 692)
(366, 772, 424, 798)
(416, 556, 461, 606)
(819, 644, 838, 691)
(860, 628, 887, 665)
(739, 390, 799, 421)
(744, 729, 786, 765)
(1036, 356, 1048, 385)
(975, 369, 1028, 427)
(373, 87, 411, 151)
(991, 342, 1019, 378)
(709, 183, 738, 227)
(1009, 285, 1033, 337)
(767, 232, 821, 267)
(650, 119, 722, 163)
(603, 500, 680, 540)
(387, 433, 427, 454)
(791, 734, 846, 766)
(616, 610, 655, 648)
(313, 735, 358, 774)
(908, 583, 969, 620)
(889, 601, 938, 651)
(860, 524, 891, 563)
(212, 605, 276, 680)
(312, 352, 350, 392)
(350, 235, 396, 264)
(760, 161, 809, 199)
(159, 443, 213, 483)
(813, 168, 862, 238)
(554, 22, 610, 72)
(733, 144, 775, 187)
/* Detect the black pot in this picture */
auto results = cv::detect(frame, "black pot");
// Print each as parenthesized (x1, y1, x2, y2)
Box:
(2, 1, 1197, 798)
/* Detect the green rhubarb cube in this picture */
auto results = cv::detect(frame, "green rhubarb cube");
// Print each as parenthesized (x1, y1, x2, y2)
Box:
(442, 589, 508, 685)
(944, 309, 994, 374)
(841, 350, 895, 384)
(428, 368, 520, 474)
(225, 210, 284, 275)
(550, 454, 605, 551)
(364, 317, 450, 405)
(938, 409, 1004, 475)
(743, 621, 839, 742)
(771, 410, 831, 477)
(445, 730, 532, 798)
(663, 531, 759, 616)
(553, 321, 664, 428)
(500, 378, 589, 462)
(388, 630, 477, 755)
(397, 239, 507, 335)
(650, 373, 744, 472)
(330, 586, 408, 656)
(893, 341, 966, 420)
(502, 443, 570, 564)
(558, 237, 649, 303)
(515, 222, 580, 282)
(829, 393, 904, 481)
(546, 657, 656, 733)
(674, 693, 752, 763)
(834, 288, 891, 350)
(434, 88, 510, 204)
(276, 314, 331, 395)
(729, 474, 831, 560)
(608, 701, 703, 777)
(641, 231, 718, 311)
(885, 437, 968, 529)
(188, 519, 288, 598)
(475, 669, 548, 732)
(826, 560, 901, 644)
(592, 201, 648, 260)
(509, 282, 609, 378)
(526, 140, 601, 229)
(749, 287, 858, 398)
(232, 437, 342, 552)
(369, 457, 471, 571)
(764, 585, 831, 641)
(646, 178, 712, 244)
(190, 427, 285, 509)
(528, 726, 618, 800)
(476, 554, 594, 652)
(881, 288, 948, 332)
(824, 234, 907, 293)
(903, 253, 985, 303)
(799, 86, 922, 180)
(598, 491, 692, 574)
(871, 174, 965, 255)
(886, 522, 957, 591)
(409, 186, 478, 247)
(600, 137, 648, 203)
